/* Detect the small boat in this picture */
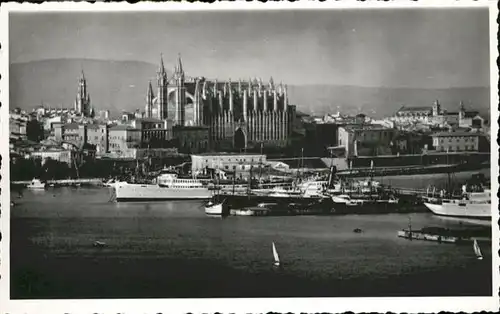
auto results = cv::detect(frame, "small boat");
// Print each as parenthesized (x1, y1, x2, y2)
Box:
(27, 178, 45, 189)
(473, 239, 483, 260)
(272, 242, 281, 267)
(93, 241, 106, 248)
(353, 228, 363, 233)
(205, 198, 226, 216)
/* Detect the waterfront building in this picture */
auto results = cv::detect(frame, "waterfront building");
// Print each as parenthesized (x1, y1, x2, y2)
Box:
(144, 54, 296, 151)
(108, 125, 142, 157)
(431, 131, 487, 152)
(191, 153, 266, 174)
(338, 124, 397, 157)
(29, 148, 74, 165)
(74, 70, 93, 117)
(86, 124, 109, 155)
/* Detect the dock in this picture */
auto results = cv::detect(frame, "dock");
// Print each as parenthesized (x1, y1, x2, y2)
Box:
(397, 229, 461, 243)
(12, 178, 105, 187)
(398, 226, 491, 244)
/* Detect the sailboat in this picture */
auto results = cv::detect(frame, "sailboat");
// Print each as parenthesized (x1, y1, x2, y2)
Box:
(272, 242, 281, 267)
(473, 239, 483, 260)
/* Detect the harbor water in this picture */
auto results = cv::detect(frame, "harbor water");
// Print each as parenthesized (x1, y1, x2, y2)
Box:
(11, 186, 492, 298)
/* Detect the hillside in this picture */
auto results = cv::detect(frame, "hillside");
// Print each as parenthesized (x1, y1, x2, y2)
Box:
(10, 59, 491, 119)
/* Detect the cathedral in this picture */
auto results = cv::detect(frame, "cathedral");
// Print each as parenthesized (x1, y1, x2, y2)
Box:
(74, 70, 93, 117)
(145, 54, 296, 151)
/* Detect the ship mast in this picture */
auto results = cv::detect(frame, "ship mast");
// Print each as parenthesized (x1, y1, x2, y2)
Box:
(258, 142, 263, 184)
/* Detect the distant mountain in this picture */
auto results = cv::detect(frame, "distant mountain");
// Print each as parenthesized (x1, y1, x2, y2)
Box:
(10, 59, 491, 119)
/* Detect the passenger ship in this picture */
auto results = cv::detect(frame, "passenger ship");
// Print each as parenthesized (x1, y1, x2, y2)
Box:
(423, 185, 491, 220)
(114, 169, 212, 202)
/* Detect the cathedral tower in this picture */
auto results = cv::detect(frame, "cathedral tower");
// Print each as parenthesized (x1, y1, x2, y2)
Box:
(157, 54, 168, 120)
(75, 70, 91, 117)
(145, 80, 155, 118)
(174, 54, 186, 126)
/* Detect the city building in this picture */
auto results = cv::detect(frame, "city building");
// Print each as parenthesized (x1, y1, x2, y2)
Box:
(338, 124, 397, 157)
(393, 104, 434, 125)
(86, 124, 109, 155)
(393, 100, 484, 130)
(191, 153, 267, 173)
(303, 122, 339, 157)
(144, 54, 296, 151)
(9, 113, 28, 140)
(132, 118, 173, 147)
(173, 126, 210, 154)
(53, 123, 87, 148)
(458, 102, 484, 129)
(431, 131, 487, 152)
(108, 125, 142, 157)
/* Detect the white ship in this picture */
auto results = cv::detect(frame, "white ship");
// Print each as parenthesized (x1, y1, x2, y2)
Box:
(424, 185, 491, 220)
(27, 178, 46, 189)
(114, 170, 212, 202)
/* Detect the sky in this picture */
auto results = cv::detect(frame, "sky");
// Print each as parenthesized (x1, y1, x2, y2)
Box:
(10, 8, 490, 88)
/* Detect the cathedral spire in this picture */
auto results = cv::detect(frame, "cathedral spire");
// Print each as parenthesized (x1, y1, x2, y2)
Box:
(177, 53, 184, 76)
(157, 53, 168, 85)
(193, 78, 201, 126)
(147, 80, 154, 98)
(158, 53, 166, 75)
(202, 80, 208, 98)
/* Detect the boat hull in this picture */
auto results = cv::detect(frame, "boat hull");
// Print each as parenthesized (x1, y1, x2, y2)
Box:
(27, 186, 45, 189)
(205, 203, 224, 215)
(424, 202, 491, 220)
(331, 200, 401, 214)
(114, 183, 212, 202)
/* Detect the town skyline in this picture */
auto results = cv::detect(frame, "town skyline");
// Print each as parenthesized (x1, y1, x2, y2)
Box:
(10, 8, 490, 89)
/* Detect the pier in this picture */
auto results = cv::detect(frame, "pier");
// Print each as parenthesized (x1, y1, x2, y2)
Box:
(12, 178, 105, 187)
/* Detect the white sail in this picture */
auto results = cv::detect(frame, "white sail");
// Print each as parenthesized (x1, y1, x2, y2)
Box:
(473, 239, 483, 260)
(272, 242, 280, 266)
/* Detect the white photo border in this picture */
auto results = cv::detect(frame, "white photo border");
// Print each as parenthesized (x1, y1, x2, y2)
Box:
(0, 1, 498, 313)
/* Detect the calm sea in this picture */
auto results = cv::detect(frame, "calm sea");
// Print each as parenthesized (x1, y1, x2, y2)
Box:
(11, 181, 492, 299)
